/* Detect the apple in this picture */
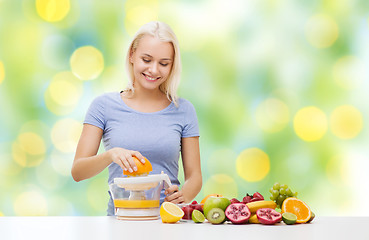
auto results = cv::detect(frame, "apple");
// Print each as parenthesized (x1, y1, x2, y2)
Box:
(203, 196, 231, 218)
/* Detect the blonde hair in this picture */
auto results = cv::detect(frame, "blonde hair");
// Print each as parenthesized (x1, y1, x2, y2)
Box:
(125, 21, 181, 106)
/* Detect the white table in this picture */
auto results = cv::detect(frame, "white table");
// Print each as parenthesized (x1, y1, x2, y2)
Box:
(1, 216, 368, 240)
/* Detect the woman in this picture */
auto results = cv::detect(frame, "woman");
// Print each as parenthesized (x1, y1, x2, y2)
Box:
(71, 21, 202, 216)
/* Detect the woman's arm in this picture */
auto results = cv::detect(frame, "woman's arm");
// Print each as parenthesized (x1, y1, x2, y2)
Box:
(71, 124, 145, 182)
(165, 136, 202, 203)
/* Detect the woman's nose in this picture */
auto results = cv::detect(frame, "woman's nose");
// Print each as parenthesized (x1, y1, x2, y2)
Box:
(149, 62, 159, 74)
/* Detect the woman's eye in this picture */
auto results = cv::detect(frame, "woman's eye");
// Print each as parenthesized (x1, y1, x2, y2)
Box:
(142, 58, 150, 63)
(160, 63, 169, 67)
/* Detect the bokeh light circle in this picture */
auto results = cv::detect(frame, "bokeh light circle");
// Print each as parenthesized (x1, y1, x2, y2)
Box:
(51, 118, 82, 153)
(203, 174, 238, 199)
(236, 148, 270, 182)
(294, 106, 328, 142)
(18, 132, 46, 156)
(14, 191, 48, 216)
(305, 14, 339, 48)
(12, 132, 46, 168)
(36, 0, 71, 22)
(255, 98, 290, 133)
(332, 56, 366, 90)
(36, 161, 66, 190)
(0, 61, 4, 84)
(50, 149, 74, 176)
(330, 105, 363, 139)
(70, 46, 104, 80)
(124, 0, 158, 36)
(44, 71, 83, 115)
(49, 72, 82, 106)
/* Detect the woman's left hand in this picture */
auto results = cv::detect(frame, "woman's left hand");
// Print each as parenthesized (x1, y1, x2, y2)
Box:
(164, 185, 185, 204)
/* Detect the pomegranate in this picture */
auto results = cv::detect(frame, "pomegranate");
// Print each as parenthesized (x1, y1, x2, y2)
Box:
(256, 208, 282, 225)
(225, 203, 251, 224)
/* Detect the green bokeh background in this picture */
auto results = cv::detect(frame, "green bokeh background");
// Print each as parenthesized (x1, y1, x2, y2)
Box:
(1, 0, 369, 216)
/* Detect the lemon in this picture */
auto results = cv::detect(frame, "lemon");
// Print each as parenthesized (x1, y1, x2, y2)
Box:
(160, 202, 184, 223)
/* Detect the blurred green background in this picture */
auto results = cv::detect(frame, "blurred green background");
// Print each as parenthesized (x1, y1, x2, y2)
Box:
(1, 0, 368, 216)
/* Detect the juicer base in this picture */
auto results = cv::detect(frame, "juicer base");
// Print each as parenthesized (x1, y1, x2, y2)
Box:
(115, 207, 160, 218)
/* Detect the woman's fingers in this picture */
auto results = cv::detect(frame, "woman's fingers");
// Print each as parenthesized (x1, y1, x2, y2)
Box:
(114, 156, 126, 171)
(165, 191, 184, 204)
(164, 185, 184, 203)
(125, 154, 137, 172)
(132, 151, 145, 164)
(109, 148, 147, 173)
(165, 185, 179, 195)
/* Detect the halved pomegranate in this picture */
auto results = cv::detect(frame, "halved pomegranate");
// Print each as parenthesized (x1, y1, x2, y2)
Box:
(225, 203, 251, 224)
(256, 208, 282, 225)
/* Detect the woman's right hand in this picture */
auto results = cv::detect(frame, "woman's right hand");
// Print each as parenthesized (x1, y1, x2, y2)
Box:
(107, 147, 145, 173)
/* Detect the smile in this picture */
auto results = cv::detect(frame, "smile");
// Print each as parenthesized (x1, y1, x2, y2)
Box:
(142, 73, 160, 82)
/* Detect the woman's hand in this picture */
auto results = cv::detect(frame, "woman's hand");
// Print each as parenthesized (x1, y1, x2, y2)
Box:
(164, 185, 185, 204)
(107, 147, 145, 173)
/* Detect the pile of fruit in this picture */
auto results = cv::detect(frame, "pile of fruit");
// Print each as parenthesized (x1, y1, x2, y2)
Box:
(160, 182, 315, 225)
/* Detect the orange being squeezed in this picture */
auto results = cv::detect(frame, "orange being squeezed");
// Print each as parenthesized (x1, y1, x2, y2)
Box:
(114, 199, 160, 209)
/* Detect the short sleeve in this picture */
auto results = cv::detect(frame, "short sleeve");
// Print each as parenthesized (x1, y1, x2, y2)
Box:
(83, 95, 106, 130)
(182, 100, 200, 138)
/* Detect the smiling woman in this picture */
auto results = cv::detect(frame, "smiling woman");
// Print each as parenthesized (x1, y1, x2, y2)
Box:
(128, 35, 174, 97)
(71, 21, 202, 216)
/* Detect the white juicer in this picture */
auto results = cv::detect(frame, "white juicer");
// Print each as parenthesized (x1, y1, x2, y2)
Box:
(110, 172, 172, 220)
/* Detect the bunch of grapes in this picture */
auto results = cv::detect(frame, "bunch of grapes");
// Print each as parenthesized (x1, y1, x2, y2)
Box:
(269, 182, 298, 209)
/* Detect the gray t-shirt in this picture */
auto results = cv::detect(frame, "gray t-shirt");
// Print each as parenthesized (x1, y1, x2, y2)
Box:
(84, 92, 199, 215)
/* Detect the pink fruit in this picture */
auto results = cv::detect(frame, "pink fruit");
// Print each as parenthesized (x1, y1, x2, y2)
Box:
(256, 208, 282, 225)
(243, 192, 264, 203)
(230, 198, 241, 204)
(253, 192, 264, 200)
(225, 203, 251, 224)
(181, 206, 194, 220)
(193, 205, 203, 213)
(242, 195, 252, 204)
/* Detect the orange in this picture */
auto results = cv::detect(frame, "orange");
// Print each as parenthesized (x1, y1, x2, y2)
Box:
(281, 197, 311, 223)
(200, 194, 223, 204)
(123, 156, 152, 176)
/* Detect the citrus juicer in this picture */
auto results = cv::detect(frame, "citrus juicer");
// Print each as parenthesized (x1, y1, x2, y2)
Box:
(110, 171, 172, 220)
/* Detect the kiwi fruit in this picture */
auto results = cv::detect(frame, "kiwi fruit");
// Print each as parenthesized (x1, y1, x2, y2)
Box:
(206, 208, 225, 224)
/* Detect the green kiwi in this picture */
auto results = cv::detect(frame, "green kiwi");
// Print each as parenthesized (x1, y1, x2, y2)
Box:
(206, 208, 225, 224)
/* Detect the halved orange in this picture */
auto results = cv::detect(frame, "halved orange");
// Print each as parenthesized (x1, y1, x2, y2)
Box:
(281, 197, 311, 223)
(200, 194, 223, 204)
(123, 156, 152, 176)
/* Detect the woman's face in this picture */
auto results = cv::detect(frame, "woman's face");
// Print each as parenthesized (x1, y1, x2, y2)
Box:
(130, 35, 174, 92)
